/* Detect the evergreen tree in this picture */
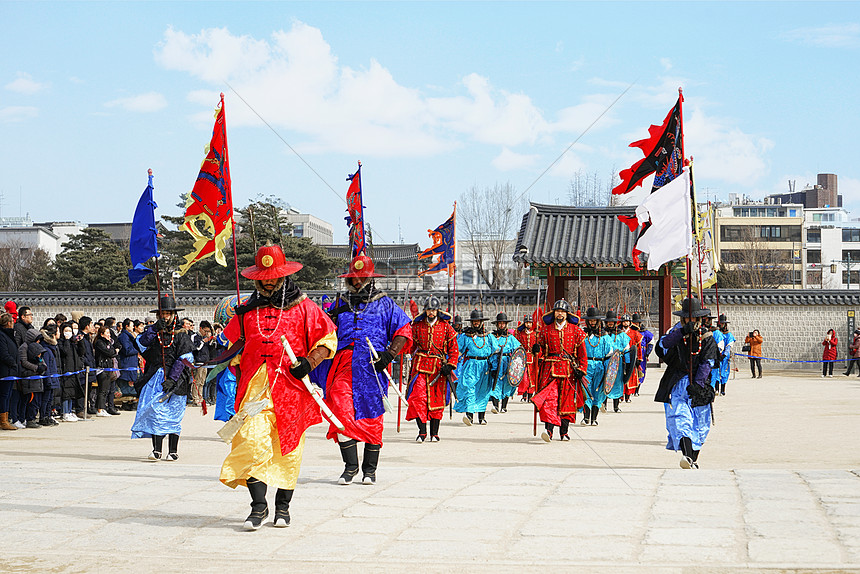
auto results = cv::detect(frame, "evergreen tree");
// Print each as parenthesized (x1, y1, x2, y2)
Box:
(44, 228, 140, 291)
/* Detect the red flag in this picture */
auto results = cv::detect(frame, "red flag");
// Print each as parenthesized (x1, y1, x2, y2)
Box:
(345, 162, 366, 258)
(179, 93, 233, 275)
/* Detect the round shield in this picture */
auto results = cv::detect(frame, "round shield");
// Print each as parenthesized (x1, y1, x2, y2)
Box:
(507, 347, 527, 386)
(604, 350, 621, 394)
(214, 293, 250, 326)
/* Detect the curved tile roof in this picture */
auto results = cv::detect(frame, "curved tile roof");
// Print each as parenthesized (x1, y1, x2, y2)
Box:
(702, 289, 860, 306)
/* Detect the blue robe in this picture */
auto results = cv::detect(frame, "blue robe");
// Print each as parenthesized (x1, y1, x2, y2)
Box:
(710, 330, 725, 388)
(130, 365, 189, 438)
(719, 331, 735, 385)
(583, 333, 611, 409)
(605, 331, 631, 400)
(489, 332, 522, 401)
(214, 367, 237, 422)
(454, 332, 495, 413)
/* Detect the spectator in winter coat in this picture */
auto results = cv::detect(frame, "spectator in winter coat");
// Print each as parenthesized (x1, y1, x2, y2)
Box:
(744, 330, 764, 379)
(822, 329, 838, 377)
(844, 329, 860, 377)
(14, 306, 35, 347)
(37, 323, 61, 426)
(94, 326, 121, 417)
(117, 318, 140, 398)
(75, 317, 97, 414)
(0, 313, 21, 430)
(58, 322, 84, 420)
(19, 328, 47, 428)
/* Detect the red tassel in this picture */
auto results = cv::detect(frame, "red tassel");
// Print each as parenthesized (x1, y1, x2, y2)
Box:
(201, 399, 208, 416)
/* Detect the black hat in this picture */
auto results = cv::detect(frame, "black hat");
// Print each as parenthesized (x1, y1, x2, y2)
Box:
(495, 313, 510, 323)
(453, 315, 462, 325)
(620, 313, 632, 322)
(672, 297, 710, 318)
(604, 310, 618, 322)
(631, 313, 642, 323)
(523, 314, 533, 322)
(469, 309, 485, 322)
(150, 295, 184, 314)
(584, 307, 603, 321)
(552, 299, 571, 313)
(424, 296, 442, 311)
(718, 314, 729, 324)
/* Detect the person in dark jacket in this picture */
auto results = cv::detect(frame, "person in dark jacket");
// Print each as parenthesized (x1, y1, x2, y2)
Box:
(117, 318, 140, 400)
(13, 306, 35, 347)
(94, 326, 121, 416)
(38, 323, 61, 426)
(75, 317, 98, 414)
(0, 313, 20, 430)
(58, 322, 84, 421)
(19, 328, 47, 428)
(190, 320, 215, 406)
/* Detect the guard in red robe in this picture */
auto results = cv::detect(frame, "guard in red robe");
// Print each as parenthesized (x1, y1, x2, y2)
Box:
(220, 244, 338, 530)
(515, 315, 539, 401)
(531, 300, 588, 442)
(405, 297, 459, 442)
(624, 314, 644, 401)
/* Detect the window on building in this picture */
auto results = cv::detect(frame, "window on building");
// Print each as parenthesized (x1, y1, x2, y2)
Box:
(843, 229, 860, 242)
(807, 229, 821, 243)
(461, 269, 474, 285)
(807, 250, 821, 264)
(720, 226, 746, 241)
(789, 209, 797, 217)
(292, 224, 304, 238)
(842, 250, 860, 262)
(842, 270, 860, 286)
(721, 250, 744, 264)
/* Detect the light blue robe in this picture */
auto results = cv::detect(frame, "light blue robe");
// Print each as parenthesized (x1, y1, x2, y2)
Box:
(454, 332, 495, 414)
(605, 331, 631, 400)
(664, 374, 712, 451)
(583, 333, 612, 409)
(710, 330, 725, 388)
(489, 332, 522, 401)
(719, 331, 735, 385)
(130, 362, 190, 438)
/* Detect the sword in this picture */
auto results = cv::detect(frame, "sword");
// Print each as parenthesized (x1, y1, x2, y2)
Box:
(279, 336, 344, 430)
(366, 337, 409, 408)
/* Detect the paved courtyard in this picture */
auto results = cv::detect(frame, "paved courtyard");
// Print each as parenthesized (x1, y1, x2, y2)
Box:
(2, 365, 859, 573)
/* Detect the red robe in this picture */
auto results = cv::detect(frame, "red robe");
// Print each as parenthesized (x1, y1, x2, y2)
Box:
(224, 296, 336, 455)
(531, 321, 588, 425)
(406, 318, 459, 422)
(624, 328, 643, 397)
(514, 327, 539, 395)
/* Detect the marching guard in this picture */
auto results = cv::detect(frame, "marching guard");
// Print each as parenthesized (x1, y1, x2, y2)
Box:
(405, 297, 459, 442)
(581, 306, 610, 426)
(488, 313, 522, 414)
(602, 310, 631, 413)
(454, 310, 495, 426)
(219, 244, 338, 529)
(531, 300, 588, 442)
(515, 314, 539, 402)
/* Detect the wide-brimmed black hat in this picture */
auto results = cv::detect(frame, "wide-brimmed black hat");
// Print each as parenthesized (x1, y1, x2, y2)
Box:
(469, 309, 485, 322)
(584, 307, 603, 321)
(718, 314, 729, 324)
(604, 310, 618, 323)
(150, 295, 184, 314)
(631, 313, 642, 323)
(672, 297, 711, 318)
(495, 312, 510, 323)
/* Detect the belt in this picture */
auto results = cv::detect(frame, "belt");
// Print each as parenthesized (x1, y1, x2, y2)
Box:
(465, 356, 489, 361)
(588, 356, 607, 361)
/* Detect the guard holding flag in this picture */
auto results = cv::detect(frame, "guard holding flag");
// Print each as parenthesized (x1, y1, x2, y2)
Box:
(219, 244, 338, 529)
(515, 314, 539, 402)
(405, 297, 459, 442)
(317, 255, 412, 485)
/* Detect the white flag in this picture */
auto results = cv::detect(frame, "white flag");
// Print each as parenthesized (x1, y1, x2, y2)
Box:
(634, 169, 693, 271)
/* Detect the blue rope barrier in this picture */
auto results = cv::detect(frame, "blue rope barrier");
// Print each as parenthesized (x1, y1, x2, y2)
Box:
(0, 367, 139, 382)
(733, 354, 850, 364)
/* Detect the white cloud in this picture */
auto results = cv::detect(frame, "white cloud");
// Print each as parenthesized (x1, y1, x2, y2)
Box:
(548, 150, 587, 179)
(569, 56, 585, 72)
(781, 23, 860, 48)
(4, 72, 47, 95)
(684, 105, 773, 185)
(0, 106, 38, 122)
(104, 92, 168, 113)
(492, 148, 539, 171)
(660, 58, 673, 71)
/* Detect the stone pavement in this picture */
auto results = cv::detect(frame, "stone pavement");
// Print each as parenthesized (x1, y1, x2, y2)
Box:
(2, 366, 859, 573)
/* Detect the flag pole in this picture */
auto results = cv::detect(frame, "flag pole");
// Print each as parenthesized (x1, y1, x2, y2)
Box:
(452, 201, 457, 317)
(220, 92, 242, 305)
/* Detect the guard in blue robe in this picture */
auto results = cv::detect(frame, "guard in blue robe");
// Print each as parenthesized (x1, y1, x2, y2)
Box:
(488, 313, 522, 414)
(716, 314, 735, 395)
(454, 310, 495, 425)
(654, 298, 719, 469)
(603, 310, 631, 412)
(581, 307, 610, 426)
(632, 314, 654, 396)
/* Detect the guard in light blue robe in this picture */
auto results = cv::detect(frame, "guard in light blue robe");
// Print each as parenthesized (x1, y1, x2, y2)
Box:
(603, 311, 631, 409)
(580, 307, 611, 425)
(488, 314, 522, 413)
(716, 315, 735, 395)
(710, 328, 725, 389)
(454, 311, 495, 425)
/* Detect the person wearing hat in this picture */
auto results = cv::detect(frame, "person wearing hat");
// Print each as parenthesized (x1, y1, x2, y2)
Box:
(455, 309, 496, 426)
(618, 314, 641, 404)
(405, 297, 459, 442)
(515, 314, 539, 402)
(316, 254, 412, 486)
(219, 243, 338, 529)
(580, 306, 610, 426)
(845, 329, 860, 376)
(714, 314, 735, 395)
(630, 313, 654, 397)
(532, 299, 588, 441)
(654, 297, 720, 469)
(602, 309, 632, 413)
(131, 295, 195, 462)
(488, 312, 522, 415)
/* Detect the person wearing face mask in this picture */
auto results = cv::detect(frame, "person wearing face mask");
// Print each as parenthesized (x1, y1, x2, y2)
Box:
(38, 320, 62, 426)
(532, 300, 588, 442)
(580, 307, 610, 426)
(75, 317, 98, 415)
(654, 297, 719, 469)
(603, 310, 632, 413)
(317, 254, 412, 486)
(405, 297, 459, 442)
(94, 326, 122, 417)
(58, 322, 84, 421)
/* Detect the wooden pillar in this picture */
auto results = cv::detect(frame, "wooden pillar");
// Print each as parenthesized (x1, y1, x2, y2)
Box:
(658, 270, 672, 337)
(545, 267, 564, 308)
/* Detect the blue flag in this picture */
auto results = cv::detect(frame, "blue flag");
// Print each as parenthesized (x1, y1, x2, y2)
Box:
(128, 170, 159, 284)
(418, 205, 456, 276)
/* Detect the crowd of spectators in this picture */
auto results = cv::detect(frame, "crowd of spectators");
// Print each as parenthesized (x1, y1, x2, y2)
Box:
(0, 300, 224, 432)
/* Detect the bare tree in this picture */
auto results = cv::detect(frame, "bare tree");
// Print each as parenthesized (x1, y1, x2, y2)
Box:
(0, 240, 51, 291)
(567, 168, 616, 207)
(718, 228, 788, 289)
(459, 183, 528, 290)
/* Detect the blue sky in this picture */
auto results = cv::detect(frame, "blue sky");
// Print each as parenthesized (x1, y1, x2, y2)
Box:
(2, 1, 859, 249)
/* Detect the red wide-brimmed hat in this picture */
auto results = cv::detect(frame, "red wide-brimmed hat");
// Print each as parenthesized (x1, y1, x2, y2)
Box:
(241, 244, 303, 280)
(339, 254, 384, 278)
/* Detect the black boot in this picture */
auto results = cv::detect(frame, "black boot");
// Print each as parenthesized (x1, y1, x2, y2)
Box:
(679, 437, 694, 469)
(274, 488, 293, 527)
(490, 397, 499, 413)
(149, 435, 164, 460)
(541, 423, 554, 443)
(416, 420, 427, 442)
(165, 433, 179, 461)
(429, 418, 440, 442)
(613, 398, 621, 412)
(477, 411, 487, 425)
(361, 443, 381, 485)
(591, 405, 599, 426)
(463, 412, 473, 426)
(581, 406, 590, 426)
(719, 383, 726, 396)
(500, 397, 508, 413)
(338, 439, 359, 485)
(690, 449, 700, 469)
(560, 419, 570, 441)
(244, 477, 268, 530)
